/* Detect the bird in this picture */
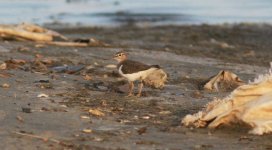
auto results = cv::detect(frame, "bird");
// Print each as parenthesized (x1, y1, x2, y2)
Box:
(113, 51, 160, 97)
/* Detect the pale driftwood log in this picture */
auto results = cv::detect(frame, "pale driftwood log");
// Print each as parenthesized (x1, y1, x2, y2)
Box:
(0, 23, 108, 47)
(0, 24, 52, 41)
(19, 22, 68, 40)
(182, 66, 272, 135)
(0, 22, 68, 42)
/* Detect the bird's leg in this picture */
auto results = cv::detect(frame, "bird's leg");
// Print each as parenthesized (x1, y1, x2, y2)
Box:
(127, 81, 134, 97)
(137, 80, 144, 97)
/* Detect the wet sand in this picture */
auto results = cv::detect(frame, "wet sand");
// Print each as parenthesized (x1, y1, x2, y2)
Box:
(0, 24, 272, 149)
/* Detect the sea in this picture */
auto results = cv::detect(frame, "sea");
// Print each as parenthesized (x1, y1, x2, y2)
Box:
(0, 0, 271, 26)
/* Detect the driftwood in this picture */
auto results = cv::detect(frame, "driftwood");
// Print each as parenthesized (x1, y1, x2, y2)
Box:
(143, 68, 168, 89)
(182, 66, 272, 135)
(0, 23, 66, 41)
(204, 70, 244, 91)
(0, 23, 108, 47)
(39, 41, 89, 47)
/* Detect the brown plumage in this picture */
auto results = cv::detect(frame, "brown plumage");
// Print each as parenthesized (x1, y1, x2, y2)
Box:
(117, 60, 159, 74)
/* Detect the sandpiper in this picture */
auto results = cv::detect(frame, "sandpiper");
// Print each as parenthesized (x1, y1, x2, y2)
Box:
(113, 51, 160, 97)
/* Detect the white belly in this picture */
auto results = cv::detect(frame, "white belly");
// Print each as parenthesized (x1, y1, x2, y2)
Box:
(119, 65, 157, 81)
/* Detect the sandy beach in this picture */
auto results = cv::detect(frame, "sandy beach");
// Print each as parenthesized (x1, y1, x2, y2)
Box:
(0, 24, 271, 149)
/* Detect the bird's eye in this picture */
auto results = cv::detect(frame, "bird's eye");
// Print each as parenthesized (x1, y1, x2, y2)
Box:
(118, 54, 122, 57)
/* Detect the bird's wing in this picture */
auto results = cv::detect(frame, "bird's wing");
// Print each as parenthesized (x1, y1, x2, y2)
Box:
(121, 60, 154, 74)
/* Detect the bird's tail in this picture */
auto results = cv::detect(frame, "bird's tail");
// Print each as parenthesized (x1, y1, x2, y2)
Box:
(150, 65, 160, 69)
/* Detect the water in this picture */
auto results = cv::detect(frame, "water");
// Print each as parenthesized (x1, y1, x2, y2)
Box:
(0, 0, 271, 26)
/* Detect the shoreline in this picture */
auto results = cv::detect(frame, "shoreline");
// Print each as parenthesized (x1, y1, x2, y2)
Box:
(44, 21, 272, 29)
(0, 23, 271, 149)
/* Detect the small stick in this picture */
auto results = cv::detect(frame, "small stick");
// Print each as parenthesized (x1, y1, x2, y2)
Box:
(13, 131, 60, 144)
(37, 41, 88, 47)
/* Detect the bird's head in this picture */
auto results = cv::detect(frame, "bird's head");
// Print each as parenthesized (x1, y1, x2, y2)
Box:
(113, 51, 128, 63)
